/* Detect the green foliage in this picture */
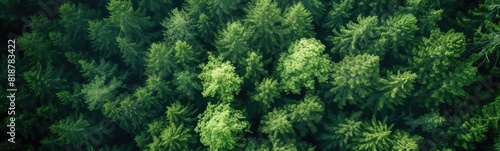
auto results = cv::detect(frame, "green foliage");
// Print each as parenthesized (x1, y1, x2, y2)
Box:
(447, 117, 488, 150)
(406, 111, 446, 132)
(195, 103, 250, 150)
(319, 112, 362, 150)
(173, 40, 200, 69)
(23, 63, 68, 100)
(53, 2, 100, 51)
(281, 2, 314, 46)
(215, 21, 252, 67)
(287, 94, 324, 136)
(330, 54, 380, 108)
(79, 58, 120, 79)
(162, 8, 197, 44)
(198, 53, 243, 102)
(173, 69, 202, 101)
(260, 108, 294, 138)
(245, 0, 283, 56)
(331, 15, 384, 57)
(380, 13, 418, 59)
(244, 51, 267, 83)
(82, 76, 123, 111)
(251, 78, 280, 110)
(392, 130, 422, 151)
(324, 0, 354, 30)
(153, 123, 195, 150)
(277, 38, 332, 94)
(145, 42, 176, 77)
(368, 71, 417, 111)
(412, 30, 477, 107)
(353, 119, 394, 151)
(88, 20, 120, 58)
(166, 101, 197, 125)
(47, 114, 110, 147)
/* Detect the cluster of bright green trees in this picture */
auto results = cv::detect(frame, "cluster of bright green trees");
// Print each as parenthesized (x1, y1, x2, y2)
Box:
(1, 0, 499, 150)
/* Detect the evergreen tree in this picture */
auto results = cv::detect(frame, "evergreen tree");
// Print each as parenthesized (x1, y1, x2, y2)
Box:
(251, 78, 280, 110)
(353, 119, 394, 151)
(215, 21, 252, 67)
(411, 30, 477, 107)
(331, 15, 385, 57)
(281, 2, 315, 46)
(330, 54, 380, 109)
(277, 38, 332, 94)
(82, 76, 123, 111)
(319, 112, 363, 150)
(195, 103, 250, 150)
(287, 94, 324, 136)
(198, 53, 243, 102)
(245, 0, 283, 57)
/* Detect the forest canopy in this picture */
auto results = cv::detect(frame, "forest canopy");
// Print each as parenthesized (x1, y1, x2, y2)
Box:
(1, 0, 499, 150)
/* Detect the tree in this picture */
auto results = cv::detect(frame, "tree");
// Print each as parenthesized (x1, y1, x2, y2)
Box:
(392, 130, 422, 151)
(281, 2, 315, 46)
(173, 69, 202, 101)
(287, 94, 324, 136)
(173, 40, 200, 69)
(380, 13, 418, 60)
(447, 117, 488, 150)
(276, 0, 324, 23)
(46, 114, 110, 148)
(195, 103, 250, 150)
(353, 119, 394, 151)
(324, 0, 354, 30)
(405, 111, 446, 133)
(166, 101, 197, 125)
(244, 51, 267, 84)
(260, 108, 295, 138)
(116, 36, 145, 72)
(51, 3, 100, 51)
(198, 53, 243, 102)
(331, 15, 385, 57)
(277, 38, 332, 94)
(145, 42, 176, 77)
(411, 30, 477, 107)
(319, 112, 363, 150)
(106, 0, 153, 44)
(88, 20, 120, 58)
(245, 0, 283, 57)
(330, 54, 380, 109)
(365, 71, 417, 111)
(78, 58, 121, 80)
(82, 76, 123, 111)
(215, 21, 252, 67)
(161, 8, 197, 45)
(251, 78, 280, 110)
(23, 63, 68, 100)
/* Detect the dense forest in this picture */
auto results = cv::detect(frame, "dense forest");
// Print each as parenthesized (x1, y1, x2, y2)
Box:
(1, 0, 499, 150)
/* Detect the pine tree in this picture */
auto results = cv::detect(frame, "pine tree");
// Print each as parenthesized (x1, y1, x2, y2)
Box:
(277, 38, 332, 94)
(145, 42, 176, 78)
(287, 94, 324, 136)
(23, 63, 68, 100)
(324, 0, 354, 30)
(411, 30, 477, 107)
(281, 2, 315, 46)
(215, 21, 252, 67)
(405, 111, 446, 132)
(116, 36, 145, 72)
(353, 119, 394, 151)
(260, 108, 295, 138)
(198, 53, 243, 102)
(47, 114, 110, 148)
(195, 103, 250, 150)
(392, 130, 422, 151)
(245, 0, 284, 57)
(251, 78, 280, 110)
(173, 69, 202, 101)
(82, 76, 123, 111)
(330, 54, 380, 109)
(319, 112, 363, 150)
(366, 71, 417, 111)
(173, 40, 200, 69)
(276, 0, 324, 23)
(88, 20, 120, 58)
(331, 15, 385, 57)
(161, 8, 197, 45)
(165, 101, 197, 125)
(244, 51, 267, 84)
(380, 13, 418, 59)
(78, 58, 120, 79)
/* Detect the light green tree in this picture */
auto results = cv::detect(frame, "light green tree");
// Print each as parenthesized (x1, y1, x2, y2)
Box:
(277, 38, 332, 94)
(195, 103, 250, 150)
(198, 53, 243, 102)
